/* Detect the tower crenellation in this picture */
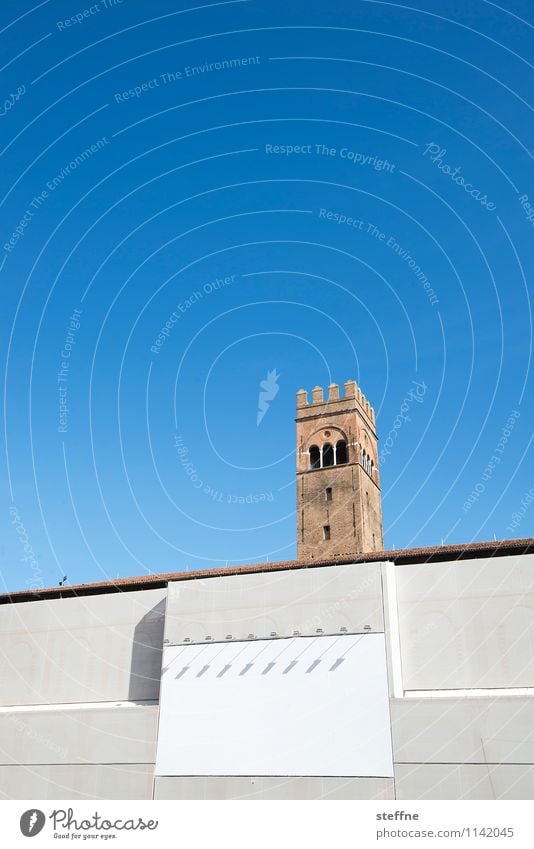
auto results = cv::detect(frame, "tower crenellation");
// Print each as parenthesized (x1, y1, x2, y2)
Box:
(296, 379, 376, 425)
(296, 379, 383, 560)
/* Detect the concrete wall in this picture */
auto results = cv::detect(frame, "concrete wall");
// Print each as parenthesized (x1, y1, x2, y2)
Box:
(0, 587, 165, 800)
(1, 552, 534, 799)
(164, 564, 383, 645)
(0, 588, 166, 705)
(389, 553, 534, 798)
(391, 697, 534, 765)
(395, 764, 534, 800)
(395, 554, 534, 690)
(0, 764, 154, 800)
(154, 776, 394, 800)
(0, 703, 158, 765)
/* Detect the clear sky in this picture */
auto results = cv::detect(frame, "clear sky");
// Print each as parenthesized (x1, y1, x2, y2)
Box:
(1, 0, 533, 593)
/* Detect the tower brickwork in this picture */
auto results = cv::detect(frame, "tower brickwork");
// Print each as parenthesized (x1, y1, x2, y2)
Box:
(296, 380, 383, 560)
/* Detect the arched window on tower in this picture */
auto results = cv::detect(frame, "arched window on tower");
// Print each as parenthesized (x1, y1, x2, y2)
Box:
(336, 440, 348, 465)
(309, 445, 320, 470)
(323, 442, 334, 467)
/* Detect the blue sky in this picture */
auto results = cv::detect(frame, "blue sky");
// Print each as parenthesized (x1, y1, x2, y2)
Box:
(1, 0, 533, 592)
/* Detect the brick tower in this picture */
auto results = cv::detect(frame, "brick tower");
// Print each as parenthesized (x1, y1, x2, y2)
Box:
(296, 380, 383, 560)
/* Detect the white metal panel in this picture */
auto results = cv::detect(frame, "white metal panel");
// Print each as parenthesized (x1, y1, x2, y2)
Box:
(395, 763, 534, 800)
(0, 764, 154, 800)
(0, 703, 158, 765)
(0, 588, 166, 705)
(156, 634, 393, 777)
(395, 554, 534, 690)
(154, 775, 394, 799)
(165, 564, 384, 645)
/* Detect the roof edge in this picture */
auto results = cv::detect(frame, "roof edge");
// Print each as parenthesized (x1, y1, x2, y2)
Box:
(1, 537, 533, 605)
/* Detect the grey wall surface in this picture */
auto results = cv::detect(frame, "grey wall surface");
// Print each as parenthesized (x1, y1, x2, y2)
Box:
(391, 697, 534, 765)
(395, 763, 534, 800)
(391, 555, 534, 799)
(2, 551, 534, 800)
(0, 588, 166, 705)
(164, 563, 384, 645)
(0, 588, 165, 799)
(0, 764, 154, 800)
(396, 554, 534, 690)
(0, 704, 158, 766)
(154, 776, 394, 800)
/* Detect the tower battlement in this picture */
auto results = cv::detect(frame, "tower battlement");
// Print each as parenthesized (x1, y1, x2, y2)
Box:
(296, 379, 375, 427)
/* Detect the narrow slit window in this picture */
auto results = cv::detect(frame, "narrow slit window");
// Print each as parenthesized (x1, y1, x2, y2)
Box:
(323, 525, 331, 541)
(325, 487, 332, 501)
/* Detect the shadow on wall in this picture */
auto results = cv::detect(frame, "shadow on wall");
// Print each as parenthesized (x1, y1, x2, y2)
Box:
(129, 597, 166, 702)
(162, 635, 364, 682)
